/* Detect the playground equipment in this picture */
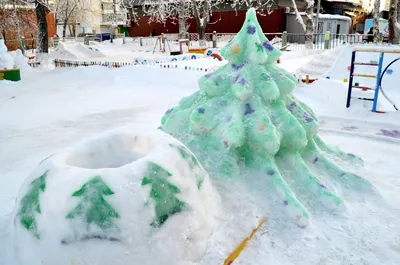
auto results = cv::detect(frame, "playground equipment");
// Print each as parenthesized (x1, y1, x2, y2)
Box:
(178, 39, 190, 54)
(152, 34, 171, 54)
(346, 47, 400, 112)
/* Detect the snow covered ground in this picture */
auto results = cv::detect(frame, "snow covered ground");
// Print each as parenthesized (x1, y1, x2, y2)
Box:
(1, 44, 400, 265)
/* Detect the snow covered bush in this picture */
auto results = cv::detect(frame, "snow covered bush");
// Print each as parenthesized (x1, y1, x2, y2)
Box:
(9, 130, 220, 265)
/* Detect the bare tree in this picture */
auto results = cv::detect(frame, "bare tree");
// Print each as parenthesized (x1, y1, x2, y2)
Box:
(304, 0, 314, 49)
(0, 0, 37, 50)
(291, 0, 314, 49)
(291, 0, 306, 32)
(35, 0, 48, 54)
(54, 0, 92, 38)
(373, 0, 380, 43)
(133, 0, 275, 46)
(388, 0, 399, 43)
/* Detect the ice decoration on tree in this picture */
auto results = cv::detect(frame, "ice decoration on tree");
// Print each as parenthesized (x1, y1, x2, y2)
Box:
(161, 8, 375, 227)
(0, 39, 14, 70)
(142, 162, 185, 227)
(16, 171, 47, 239)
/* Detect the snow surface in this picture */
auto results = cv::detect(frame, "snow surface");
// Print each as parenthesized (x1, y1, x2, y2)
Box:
(1, 44, 400, 265)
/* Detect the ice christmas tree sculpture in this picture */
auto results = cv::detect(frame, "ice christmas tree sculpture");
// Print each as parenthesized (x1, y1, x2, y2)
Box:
(161, 9, 375, 227)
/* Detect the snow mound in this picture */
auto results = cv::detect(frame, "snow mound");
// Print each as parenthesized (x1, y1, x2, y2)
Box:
(51, 42, 106, 59)
(0, 39, 14, 69)
(9, 129, 221, 265)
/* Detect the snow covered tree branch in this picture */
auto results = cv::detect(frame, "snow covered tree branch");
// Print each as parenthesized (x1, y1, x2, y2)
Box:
(304, 0, 314, 49)
(291, 0, 306, 32)
(134, 0, 276, 46)
(291, 0, 314, 49)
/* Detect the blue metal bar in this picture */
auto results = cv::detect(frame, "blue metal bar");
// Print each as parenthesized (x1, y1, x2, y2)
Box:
(346, 51, 356, 108)
(152, 38, 158, 54)
(372, 52, 385, 112)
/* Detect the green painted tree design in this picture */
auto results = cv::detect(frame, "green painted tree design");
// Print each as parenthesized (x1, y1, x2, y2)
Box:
(66, 176, 120, 230)
(17, 171, 47, 239)
(142, 162, 185, 227)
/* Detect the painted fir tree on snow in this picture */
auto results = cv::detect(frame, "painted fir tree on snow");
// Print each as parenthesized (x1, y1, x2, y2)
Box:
(161, 8, 375, 227)
(142, 162, 185, 227)
(66, 176, 120, 230)
(17, 171, 47, 238)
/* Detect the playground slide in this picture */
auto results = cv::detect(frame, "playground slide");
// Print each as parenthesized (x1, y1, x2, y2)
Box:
(52, 42, 106, 60)
(296, 48, 341, 78)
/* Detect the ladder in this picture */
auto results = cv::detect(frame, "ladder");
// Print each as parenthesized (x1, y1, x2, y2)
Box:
(346, 50, 384, 113)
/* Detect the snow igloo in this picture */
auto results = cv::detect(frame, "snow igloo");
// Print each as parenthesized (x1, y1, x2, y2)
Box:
(10, 129, 220, 265)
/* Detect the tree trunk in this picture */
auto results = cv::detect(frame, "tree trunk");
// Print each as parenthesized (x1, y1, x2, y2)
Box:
(305, 1, 314, 49)
(398, 0, 400, 21)
(191, 0, 209, 47)
(389, 0, 398, 43)
(36, 0, 48, 54)
(373, 0, 380, 43)
(178, 10, 186, 39)
(198, 22, 206, 46)
(63, 18, 68, 38)
(12, 0, 22, 50)
(71, 21, 76, 37)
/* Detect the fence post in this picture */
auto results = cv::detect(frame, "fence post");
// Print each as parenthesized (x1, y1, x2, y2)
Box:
(212, 31, 217, 48)
(282, 31, 287, 51)
(140, 37, 143, 47)
(324, 31, 330, 49)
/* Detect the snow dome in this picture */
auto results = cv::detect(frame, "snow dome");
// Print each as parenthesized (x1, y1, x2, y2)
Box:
(10, 130, 220, 265)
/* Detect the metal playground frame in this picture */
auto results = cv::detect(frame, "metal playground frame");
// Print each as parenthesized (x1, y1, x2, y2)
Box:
(346, 47, 400, 113)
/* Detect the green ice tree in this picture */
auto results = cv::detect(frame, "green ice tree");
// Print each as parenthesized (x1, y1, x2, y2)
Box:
(161, 8, 375, 227)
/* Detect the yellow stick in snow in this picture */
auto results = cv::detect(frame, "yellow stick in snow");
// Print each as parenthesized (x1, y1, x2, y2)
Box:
(223, 219, 265, 265)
